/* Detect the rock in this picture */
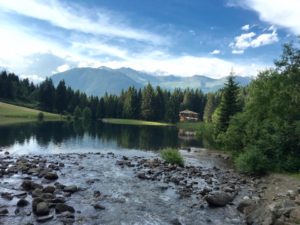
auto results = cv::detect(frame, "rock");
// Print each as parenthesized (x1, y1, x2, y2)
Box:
(205, 191, 233, 207)
(1, 192, 13, 200)
(237, 199, 254, 213)
(289, 208, 300, 221)
(0, 208, 9, 215)
(44, 172, 58, 180)
(36, 202, 50, 216)
(63, 185, 78, 193)
(32, 188, 43, 198)
(4, 151, 9, 155)
(36, 214, 54, 222)
(43, 186, 55, 194)
(170, 218, 182, 225)
(32, 197, 44, 213)
(21, 180, 42, 191)
(55, 203, 75, 214)
(50, 197, 66, 204)
(17, 199, 29, 207)
(93, 204, 105, 210)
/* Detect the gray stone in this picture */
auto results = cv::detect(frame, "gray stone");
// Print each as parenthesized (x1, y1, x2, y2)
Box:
(206, 191, 233, 207)
(44, 172, 58, 180)
(55, 203, 75, 214)
(63, 185, 78, 193)
(17, 199, 29, 207)
(36, 202, 49, 216)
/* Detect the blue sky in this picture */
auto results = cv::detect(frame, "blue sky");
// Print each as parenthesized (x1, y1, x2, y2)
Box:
(0, 0, 299, 81)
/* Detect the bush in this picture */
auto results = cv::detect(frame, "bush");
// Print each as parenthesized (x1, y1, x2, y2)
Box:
(160, 148, 184, 166)
(235, 146, 269, 174)
(37, 112, 44, 121)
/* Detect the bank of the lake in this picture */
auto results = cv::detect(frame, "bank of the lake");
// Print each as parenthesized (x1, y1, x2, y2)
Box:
(0, 102, 63, 126)
(102, 118, 173, 126)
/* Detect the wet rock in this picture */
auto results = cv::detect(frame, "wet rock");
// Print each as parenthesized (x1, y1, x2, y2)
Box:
(93, 204, 105, 210)
(93, 191, 101, 198)
(0, 208, 9, 215)
(55, 203, 75, 214)
(36, 213, 54, 222)
(44, 172, 58, 180)
(43, 186, 56, 194)
(206, 191, 233, 207)
(237, 199, 254, 213)
(21, 180, 43, 191)
(63, 185, 78, 193)
(36, 202, 50, 216)
(4, 151, 9, 155)
(170, 218, 182, 225)
(1, 192, 13, 200)
(17, 199, 29, 207)
(289, 207, 300, 222)
(32, 188, 43, 198)
(32, 197, 44, 213)
(50, 197, 66, 204)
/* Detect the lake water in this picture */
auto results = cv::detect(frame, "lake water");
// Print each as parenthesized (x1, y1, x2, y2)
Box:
(0, 121, 203, 154)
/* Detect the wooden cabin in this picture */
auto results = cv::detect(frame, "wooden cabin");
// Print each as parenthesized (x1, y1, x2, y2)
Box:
(179, 110, 199, 122)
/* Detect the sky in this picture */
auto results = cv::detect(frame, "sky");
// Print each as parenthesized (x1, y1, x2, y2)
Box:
(0, 0, 299, 82)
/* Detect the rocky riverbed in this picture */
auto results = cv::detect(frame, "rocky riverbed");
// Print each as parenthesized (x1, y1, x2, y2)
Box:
(0, 149, 299, 225)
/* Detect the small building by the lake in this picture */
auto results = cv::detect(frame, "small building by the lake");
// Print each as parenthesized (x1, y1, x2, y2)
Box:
(179, 110, 199, 122)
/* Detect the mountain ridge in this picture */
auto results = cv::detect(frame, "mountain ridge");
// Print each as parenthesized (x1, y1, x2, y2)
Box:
(51, 67, 252, 96)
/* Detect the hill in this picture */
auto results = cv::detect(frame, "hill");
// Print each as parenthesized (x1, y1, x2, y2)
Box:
(0, 102, 62, 126)
(52, 67, 252, 96)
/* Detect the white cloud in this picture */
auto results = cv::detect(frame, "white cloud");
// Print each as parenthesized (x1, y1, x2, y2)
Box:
(56, 64, 70, 73)
(0, 0, 165, 44)
(230, 29, 278, 54)
(210, 49, 221, 55)
(19, 74, 44, 83)
(230, 0, 300, 35)
(241, 24, 250, 31)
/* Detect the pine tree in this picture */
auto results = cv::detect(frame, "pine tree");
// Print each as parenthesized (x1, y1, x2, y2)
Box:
(217, 75, 240, 132)
(203, 93, 215, 122)
(55, 80, 67, 114)
(141, 84, 156, 120)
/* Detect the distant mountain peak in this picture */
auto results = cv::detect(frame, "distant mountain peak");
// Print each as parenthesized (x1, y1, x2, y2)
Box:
(51, 66, 251, 96)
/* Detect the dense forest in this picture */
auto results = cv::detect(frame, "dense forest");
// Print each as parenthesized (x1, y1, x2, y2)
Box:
(0, 71, 220, 122)
(213, 43, 300, 173)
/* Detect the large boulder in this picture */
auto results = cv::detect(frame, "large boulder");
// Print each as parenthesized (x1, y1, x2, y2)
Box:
(205, 191, 233, 207)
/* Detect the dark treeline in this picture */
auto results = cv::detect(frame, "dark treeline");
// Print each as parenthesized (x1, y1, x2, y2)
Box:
(0, 71, 220, 122)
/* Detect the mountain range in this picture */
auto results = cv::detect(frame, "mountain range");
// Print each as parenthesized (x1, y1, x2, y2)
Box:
(51, 67, 252, 96)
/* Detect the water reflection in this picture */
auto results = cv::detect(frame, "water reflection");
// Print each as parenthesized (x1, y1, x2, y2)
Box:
(0, 121, 203, 154)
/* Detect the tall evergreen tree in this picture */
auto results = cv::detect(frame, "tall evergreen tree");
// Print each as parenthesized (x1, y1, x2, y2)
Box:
(55, 80, 67, 113)
(203, 93, 215, 122)
(217, 75, 240, 132)
(141, 84, 156, 120)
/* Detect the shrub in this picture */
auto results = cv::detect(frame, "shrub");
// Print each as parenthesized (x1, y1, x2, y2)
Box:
(235, 146, 269, 174)
(37, 112, 44, 121)
(160, 148, 184, 167)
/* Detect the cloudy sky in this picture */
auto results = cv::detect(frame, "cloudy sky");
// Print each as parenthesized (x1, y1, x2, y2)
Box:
(0, 0, 299, 81)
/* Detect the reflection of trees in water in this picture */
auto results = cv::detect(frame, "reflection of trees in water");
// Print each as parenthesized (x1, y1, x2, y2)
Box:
(0, 121, 202, 151)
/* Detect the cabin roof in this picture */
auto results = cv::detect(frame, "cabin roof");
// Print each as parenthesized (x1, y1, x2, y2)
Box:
(179, 110, 199, 115)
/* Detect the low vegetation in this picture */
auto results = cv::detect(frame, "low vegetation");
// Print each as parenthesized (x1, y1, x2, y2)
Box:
(160, 148, 184, 166)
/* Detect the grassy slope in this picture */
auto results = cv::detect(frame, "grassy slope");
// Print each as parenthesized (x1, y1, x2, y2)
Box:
(0, 102, 62, 126)
(102, 118, 172, 126)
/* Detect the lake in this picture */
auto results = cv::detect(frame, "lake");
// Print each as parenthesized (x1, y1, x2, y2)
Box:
(0, 121, 203, 154)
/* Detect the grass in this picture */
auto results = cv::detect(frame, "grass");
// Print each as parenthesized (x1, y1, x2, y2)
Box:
(0, 102, 63, 126)
(160, 148, 184, 166)
(102, 118, 173, 126)
(176, 121, 207, 131)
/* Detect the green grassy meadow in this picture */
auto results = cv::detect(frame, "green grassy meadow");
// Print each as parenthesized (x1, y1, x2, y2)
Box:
(102, 118, 173, 126)
(0, 102, 62, 126)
